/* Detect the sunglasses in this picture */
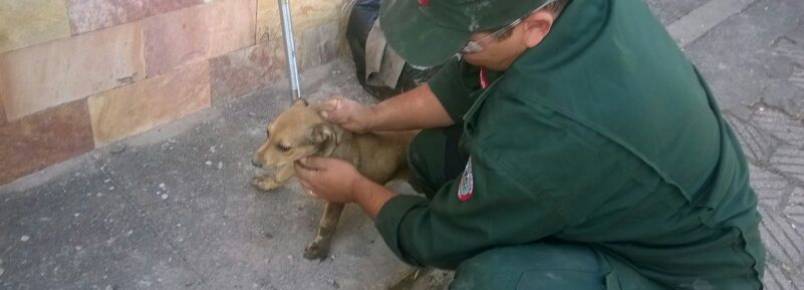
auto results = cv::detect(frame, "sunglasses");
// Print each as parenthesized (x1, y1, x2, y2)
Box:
(460, 0, 558, 54)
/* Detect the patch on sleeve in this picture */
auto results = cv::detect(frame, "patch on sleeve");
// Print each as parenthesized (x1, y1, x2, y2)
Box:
(457, 159, 474, 202)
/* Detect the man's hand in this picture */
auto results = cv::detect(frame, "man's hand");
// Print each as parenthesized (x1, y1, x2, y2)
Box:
(319, 97, 374, 133)
(295, 157, 365, 203)
(295, 156, 397, 218)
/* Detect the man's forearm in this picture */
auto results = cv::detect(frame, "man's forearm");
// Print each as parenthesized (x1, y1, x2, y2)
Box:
(367, 84, 454, 131)
(351, 176, 397, 219)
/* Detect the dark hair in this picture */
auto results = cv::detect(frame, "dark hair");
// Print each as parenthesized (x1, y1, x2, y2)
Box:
(543, 0, 570, 16)
(495, 0, 570, 40)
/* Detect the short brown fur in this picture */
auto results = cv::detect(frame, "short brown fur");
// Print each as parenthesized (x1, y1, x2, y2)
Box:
(251, 99, 414, 260)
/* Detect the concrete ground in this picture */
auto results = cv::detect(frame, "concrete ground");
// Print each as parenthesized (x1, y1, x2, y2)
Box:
(1, 0, 803, 289)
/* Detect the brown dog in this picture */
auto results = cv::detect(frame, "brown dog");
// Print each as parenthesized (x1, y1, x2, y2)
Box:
(251, 99, 414, 260)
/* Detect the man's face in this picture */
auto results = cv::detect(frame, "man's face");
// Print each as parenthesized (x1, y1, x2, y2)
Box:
(460, 10, 556, 71)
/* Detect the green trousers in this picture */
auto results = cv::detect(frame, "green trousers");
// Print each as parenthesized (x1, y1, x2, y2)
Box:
(406, 127, 663, 290)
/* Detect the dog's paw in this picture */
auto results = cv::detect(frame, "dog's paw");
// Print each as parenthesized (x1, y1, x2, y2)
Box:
(303, 242, 329, 260)
(251, 177, 281, 192)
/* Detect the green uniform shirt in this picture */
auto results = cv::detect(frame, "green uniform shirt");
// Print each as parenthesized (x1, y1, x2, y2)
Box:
(375, 0, 764, 289)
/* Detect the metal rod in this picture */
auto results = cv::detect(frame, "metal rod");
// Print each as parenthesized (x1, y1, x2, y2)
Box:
(278, 0, 302, 100)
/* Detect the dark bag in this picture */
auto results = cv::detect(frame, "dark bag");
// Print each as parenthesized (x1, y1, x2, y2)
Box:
(346, 0, 441, 100)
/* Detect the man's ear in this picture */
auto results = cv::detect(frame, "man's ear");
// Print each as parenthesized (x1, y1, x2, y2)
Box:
(521, 11, 555, 48)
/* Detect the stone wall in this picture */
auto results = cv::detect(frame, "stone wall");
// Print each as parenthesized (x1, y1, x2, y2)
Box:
(0, 0, 350, 184)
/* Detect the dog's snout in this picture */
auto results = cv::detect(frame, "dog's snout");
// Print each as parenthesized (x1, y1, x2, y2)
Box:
(251, 157, 263, 168)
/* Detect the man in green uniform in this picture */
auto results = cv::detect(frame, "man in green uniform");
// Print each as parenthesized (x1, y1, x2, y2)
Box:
(295, 0, 766, 288)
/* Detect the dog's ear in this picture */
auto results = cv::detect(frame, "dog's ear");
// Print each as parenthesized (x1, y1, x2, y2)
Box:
(294, 98, 309, 107)
(309, 123, 342, 156)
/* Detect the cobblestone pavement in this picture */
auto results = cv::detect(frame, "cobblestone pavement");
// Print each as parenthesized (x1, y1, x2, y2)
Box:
(0, 0, 803, 289)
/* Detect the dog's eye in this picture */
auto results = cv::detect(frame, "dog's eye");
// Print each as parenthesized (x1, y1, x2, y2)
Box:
(276, 143, 291, 153)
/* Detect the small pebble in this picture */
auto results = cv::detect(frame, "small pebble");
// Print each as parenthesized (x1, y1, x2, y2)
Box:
(161, 194, 169, 200)
(21, 235, 30, 242)
(159, 183, 166, 190)
(217, 162, 223, 170)
(205, 161, 213, 166)
(75, 246, 83, 251)
(0, 268, 4, 277)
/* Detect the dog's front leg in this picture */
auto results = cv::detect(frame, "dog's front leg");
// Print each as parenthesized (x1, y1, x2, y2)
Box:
(251, 165, 295, 191)
(303, 202, 345, 260)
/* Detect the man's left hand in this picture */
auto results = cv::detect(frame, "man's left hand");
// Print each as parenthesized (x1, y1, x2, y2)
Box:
(295, 157, 365, 203)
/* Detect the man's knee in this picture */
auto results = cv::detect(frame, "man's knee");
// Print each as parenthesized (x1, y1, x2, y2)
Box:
(450, 243, 609, 290)
(407, 126, 467, 197)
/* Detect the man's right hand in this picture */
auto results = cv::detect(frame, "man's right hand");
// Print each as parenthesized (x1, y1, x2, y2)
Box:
(319, 97, 374, 133)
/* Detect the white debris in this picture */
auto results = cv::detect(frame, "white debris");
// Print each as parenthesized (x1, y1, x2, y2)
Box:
(0, 268, 4, 277)
(96, 192, 104, 197)
(104, 179, 111, 183)
(109, 186, 115, 191)
(21, 235, 30, 242)
(209, 146, 217, 153)
(75, 246, 83, 251)
(217, 162, 223, 170)
(74, 213, 81, 217)
(161, 194, 169, 200)
(158, 183, 166, 190)
(205, 161, 213, 166)
(126, 230, 134, 236)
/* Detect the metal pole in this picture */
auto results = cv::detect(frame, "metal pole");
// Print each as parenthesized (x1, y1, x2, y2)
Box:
(278, 0, 302, 101)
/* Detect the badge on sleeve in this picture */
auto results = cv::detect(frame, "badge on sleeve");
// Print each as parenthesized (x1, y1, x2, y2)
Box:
(457, 160, 474, 202)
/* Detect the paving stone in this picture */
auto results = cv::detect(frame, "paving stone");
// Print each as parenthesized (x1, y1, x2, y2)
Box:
(142, 0, 256, 77)
(684, 0, 804, 113)
(87, 61, 211, 146)
(667, 0, 758, 47)
(0, 0, 71, 54)
(789, 66, 804, 90)
(749, 164, 792, 209)
(774, 35, 804, 67)
(67, 0, 203, 34)
(770, 145, 804, 183)
(644, 0, 709, 26)
(759, 207, 804, 266)
(784, 187, 804, 226)
(762, 262, 800, 290)
(0, 21, 145, 121)
(0, 100, 94, 185)
(726, 114, 778, 163)
(0, 161, 200, 289)
(752, 108, 804, 147)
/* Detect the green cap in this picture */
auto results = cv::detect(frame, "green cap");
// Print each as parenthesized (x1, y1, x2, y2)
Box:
(379, 0, 554, 66)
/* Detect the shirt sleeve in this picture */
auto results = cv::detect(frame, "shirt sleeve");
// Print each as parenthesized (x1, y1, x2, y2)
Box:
(375, 103, 636, 269)
(426, 58, 483, 123)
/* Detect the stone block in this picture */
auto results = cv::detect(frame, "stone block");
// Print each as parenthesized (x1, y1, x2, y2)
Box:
(143, 0, 256, 77)
(88, 61, 211, 146)
(0, 100, 94, 185)
(67, 0, 204, 34)
(0, 0, 71, 53)
(0, 22, 145, 121)
(256, 0, 346, 71)
(210, 44, 283, 103)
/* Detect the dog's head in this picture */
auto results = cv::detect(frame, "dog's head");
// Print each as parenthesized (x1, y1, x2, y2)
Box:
(251, 99, 342, 169)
